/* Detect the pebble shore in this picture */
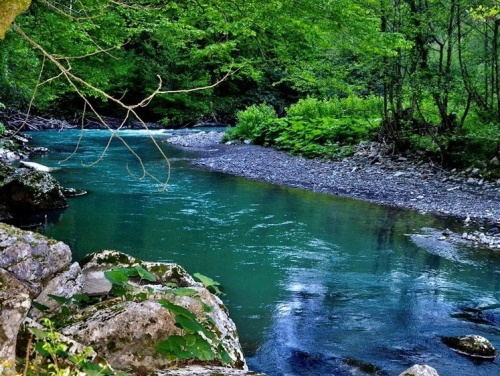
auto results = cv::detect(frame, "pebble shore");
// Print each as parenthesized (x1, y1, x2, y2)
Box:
(167, 131, 500, 246)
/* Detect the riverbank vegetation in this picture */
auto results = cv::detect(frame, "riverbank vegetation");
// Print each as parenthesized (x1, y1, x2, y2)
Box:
(1, 0, 500, 172)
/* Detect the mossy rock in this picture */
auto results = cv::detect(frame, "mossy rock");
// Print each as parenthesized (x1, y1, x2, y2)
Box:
(0, 168, 67, 213)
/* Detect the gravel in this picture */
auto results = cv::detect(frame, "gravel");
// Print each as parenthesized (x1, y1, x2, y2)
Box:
(166, 131, 500, 226)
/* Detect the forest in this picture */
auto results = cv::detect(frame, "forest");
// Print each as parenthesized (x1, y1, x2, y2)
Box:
(1, 0, 500, 174)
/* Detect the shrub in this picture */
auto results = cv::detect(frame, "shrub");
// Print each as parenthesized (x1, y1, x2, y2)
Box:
(224, 103, 277, 141)
(224, 95, 382, 159)
(285, 95, 382, 120)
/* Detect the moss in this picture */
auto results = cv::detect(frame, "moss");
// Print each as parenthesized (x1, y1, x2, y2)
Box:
(149, 264, 170, 276)
(79, 250, 140, 268)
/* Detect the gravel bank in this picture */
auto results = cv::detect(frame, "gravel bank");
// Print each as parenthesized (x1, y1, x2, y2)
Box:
(166, 131, 500, 227)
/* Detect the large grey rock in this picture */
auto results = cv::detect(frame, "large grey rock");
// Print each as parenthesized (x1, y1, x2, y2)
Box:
(0, 224, 71, 294)
(0, 223, 72, 295)
(57, 251, 246, 375)
(442, 335, 497, 358)
(61, 287, 246, 375)
(399, 364, 439, 376)
(30, 262, 84, 320)
(0, 269, 31, 370)
(0, 167, 67, 213)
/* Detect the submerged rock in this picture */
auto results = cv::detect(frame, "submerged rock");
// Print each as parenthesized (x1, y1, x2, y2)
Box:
(398, 364, 439, 376)
(442, 335, 497, 359)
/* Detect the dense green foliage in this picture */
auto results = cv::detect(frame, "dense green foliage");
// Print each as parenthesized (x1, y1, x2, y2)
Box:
(226, 96, 381, 159)
(1, 0, 500, 169)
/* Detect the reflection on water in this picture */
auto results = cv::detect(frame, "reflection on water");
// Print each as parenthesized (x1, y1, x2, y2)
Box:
(30, 130, 500, 376)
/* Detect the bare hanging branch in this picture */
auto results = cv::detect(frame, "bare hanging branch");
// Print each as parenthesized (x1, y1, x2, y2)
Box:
(12, 22, 235, 191)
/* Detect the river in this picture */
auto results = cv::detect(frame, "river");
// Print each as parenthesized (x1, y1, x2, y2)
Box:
(29, 129, 500, 376)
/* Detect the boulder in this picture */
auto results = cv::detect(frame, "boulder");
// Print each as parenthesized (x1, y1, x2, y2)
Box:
(442, 335, 497, 359)
(60, 250, 247, 375)
(0, 167, 67, 213)
(399, 364, 439, 376)
(0, 223, 72, 295)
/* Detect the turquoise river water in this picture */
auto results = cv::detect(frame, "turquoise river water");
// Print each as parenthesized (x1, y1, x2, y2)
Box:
(28, 129, 500, 376)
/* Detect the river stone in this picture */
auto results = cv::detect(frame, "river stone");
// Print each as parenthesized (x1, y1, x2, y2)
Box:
(398, 364, 439, 376)
(442, 335, 497, 358)
(79, 250, 199, 296)
(60, 286, 247, 375)
(0, 167, 67, 213)
(0, 223, 72, 295)
(0, 268, 31, 370)
(30, 262, 84, 320)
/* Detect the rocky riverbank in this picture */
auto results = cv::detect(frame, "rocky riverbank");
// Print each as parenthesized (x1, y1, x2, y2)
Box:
(166, 131, 500, 250)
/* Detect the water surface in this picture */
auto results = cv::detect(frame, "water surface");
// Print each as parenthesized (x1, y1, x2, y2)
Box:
(30, 130, 500, 376)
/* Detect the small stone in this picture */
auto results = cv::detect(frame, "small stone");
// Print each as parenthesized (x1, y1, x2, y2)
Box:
(438, 236, 446, 241)
(487, 228, 500, 236)
(462, 232, 468, 239)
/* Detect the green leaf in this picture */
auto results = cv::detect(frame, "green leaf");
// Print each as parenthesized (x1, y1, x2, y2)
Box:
(48, 294, 70, 305)
(218, 344, 232, 365)
(32, 301, 50, 312)
(104, 269, 129, 284)
(158, 299, 196, 320)
(28, 327, 49, 340)
(172, 288, 198, 297)
(175, 315, 208, 335)
(72, 294, 90, 302)
(193, 273, 224, 295)
(81, 361, 113, 376)
(111, 283, 129, 297)
(35, 341, 50, 357)
(135, 265, 156, 282)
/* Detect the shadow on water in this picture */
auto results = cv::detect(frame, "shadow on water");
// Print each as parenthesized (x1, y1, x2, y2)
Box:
(28, 130, 500, 376)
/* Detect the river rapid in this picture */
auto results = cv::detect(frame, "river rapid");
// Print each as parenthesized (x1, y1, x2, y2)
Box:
(29, 129, 500, 376)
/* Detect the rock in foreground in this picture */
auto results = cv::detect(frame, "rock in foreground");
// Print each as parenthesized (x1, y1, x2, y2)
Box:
(0, 224, 251, 376)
